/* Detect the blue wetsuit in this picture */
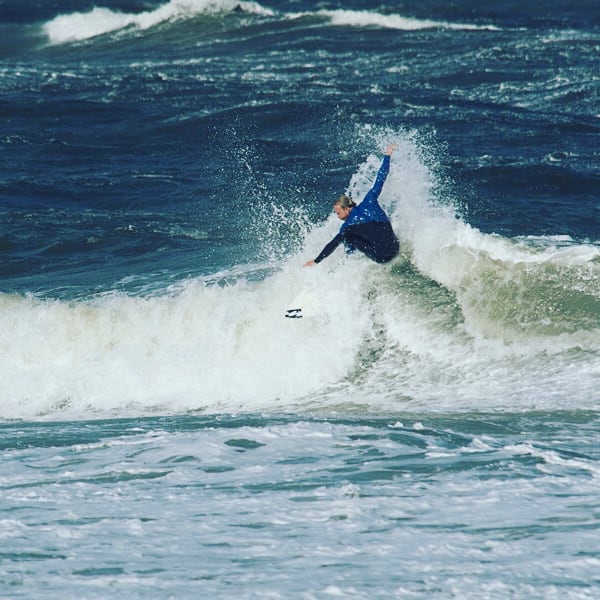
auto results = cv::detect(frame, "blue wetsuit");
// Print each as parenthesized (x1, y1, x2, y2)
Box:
(314, 155, 399, 264)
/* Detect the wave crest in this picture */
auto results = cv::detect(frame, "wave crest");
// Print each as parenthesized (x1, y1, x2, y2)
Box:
(315, 9, 497, 32)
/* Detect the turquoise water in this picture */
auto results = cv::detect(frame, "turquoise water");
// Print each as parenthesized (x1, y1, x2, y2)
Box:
(2, 413, 599, 598)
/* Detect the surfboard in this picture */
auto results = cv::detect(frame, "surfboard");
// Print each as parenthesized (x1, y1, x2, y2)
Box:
(285, 289, 320, 319)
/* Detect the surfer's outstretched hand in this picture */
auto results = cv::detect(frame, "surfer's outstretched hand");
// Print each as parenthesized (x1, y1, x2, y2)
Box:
(303, 260, 316, 267)
(384, 143, 398, 156)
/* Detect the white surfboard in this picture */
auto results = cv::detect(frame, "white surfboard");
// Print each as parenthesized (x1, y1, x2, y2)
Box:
(285, 288, 320, 319)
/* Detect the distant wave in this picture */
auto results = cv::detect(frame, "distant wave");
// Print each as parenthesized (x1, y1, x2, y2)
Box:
(42, 0, 496, 45)
(313, 9, 499, 32)
(43, 0, 275, 45)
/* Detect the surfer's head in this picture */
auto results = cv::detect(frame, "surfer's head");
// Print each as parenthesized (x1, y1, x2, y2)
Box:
(333, 195, 355, 221)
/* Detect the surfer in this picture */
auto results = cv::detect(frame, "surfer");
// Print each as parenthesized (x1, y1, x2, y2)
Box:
(303, 143, 400, 267)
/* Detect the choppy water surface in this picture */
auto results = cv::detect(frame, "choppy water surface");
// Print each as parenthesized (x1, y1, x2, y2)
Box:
(2, 413, 599, 598)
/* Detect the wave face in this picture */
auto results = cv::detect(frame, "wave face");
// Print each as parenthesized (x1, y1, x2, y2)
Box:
(1, 0, 599, 419)
(1, 131, 598, 419)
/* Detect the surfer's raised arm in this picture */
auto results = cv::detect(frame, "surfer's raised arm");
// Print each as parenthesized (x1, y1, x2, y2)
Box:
(383, 143, 398, 156)
(303, 144, 400, 268)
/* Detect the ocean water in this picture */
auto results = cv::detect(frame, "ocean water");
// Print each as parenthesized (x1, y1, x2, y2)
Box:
(1, 0, 599, 597)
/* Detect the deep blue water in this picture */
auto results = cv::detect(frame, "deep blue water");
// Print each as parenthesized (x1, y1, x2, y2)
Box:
(1, 1, 599, 597)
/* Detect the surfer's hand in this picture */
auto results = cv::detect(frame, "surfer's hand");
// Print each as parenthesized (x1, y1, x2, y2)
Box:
(303, 260, 316, 267)
(384, 143, 398, 156)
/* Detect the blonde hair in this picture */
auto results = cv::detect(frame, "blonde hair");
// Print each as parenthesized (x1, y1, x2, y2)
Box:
(334, 195, 356, 209)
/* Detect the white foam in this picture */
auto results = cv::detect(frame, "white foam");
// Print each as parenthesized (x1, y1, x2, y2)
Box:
(508, 443, 600, 479)
(0, 259, 373, 419)
(316, 9, 497, 32)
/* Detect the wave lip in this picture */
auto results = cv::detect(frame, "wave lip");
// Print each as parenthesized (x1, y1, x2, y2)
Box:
(42, 0, 276, 45)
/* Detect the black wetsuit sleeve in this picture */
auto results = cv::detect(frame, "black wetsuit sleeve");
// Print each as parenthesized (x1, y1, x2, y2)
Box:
(314, 233, 344, 263)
